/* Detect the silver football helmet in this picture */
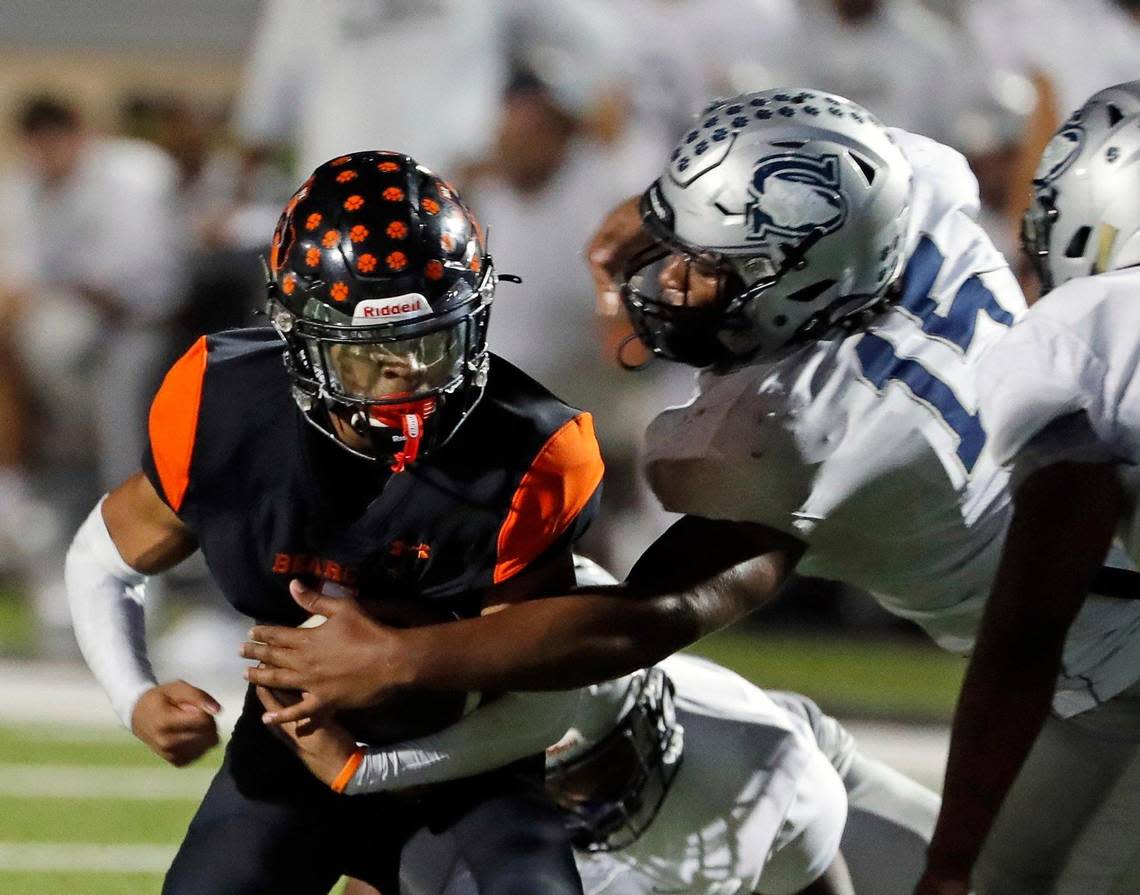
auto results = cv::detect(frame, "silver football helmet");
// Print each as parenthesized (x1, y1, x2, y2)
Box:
(544, 667, 683, 852)
(621, 88, 913, 367)
(1024, 80, 1140, 294)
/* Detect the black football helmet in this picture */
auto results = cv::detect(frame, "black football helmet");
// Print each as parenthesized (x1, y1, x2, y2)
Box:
(266, 151, 495, 471)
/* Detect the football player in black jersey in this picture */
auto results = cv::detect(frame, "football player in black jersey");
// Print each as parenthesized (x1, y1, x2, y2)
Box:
(65, 151, 603, 894)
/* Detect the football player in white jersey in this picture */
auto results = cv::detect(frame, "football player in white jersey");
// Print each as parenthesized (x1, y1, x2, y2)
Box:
(261, 559, 939, 895)
(266, 654, 941, 895)
(242, 88, 1140, 893)
(916, 81, 1140, 895)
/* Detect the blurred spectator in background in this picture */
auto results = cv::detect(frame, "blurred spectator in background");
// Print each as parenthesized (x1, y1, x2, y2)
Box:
(599, 0, 799, 193)
(121, 94, 288, 340)
(752, 0, 999, 154)
(463, 69, 692, 574)
(965, 0, 1140, 287)
(0, 95, 187, 653)
(741, 0, 1031, 271)
(233, 0, 623, 184)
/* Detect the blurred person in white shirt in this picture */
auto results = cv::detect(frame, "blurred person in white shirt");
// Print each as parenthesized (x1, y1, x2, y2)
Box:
(967, 0, 1140, 122)
(601, 0, 801, 193)
(0, 96, 187, 651)
(965, 0, 1140, 278)
(465, 69, 692, 574)
(751, 1, 1032, 263)
(754, 1, 990, 152)
(233, 0, 623, 184)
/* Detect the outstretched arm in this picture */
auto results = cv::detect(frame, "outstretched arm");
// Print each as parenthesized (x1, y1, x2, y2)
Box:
(243, 515, 804, 724)
(916, 461, 1122, 894)
(256, 685, 583, 792)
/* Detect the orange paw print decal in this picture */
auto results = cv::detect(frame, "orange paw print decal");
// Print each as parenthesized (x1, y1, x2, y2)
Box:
(439, 232, 456, 253)
(336, 169, 358, 183)
(425, 260, 444, 281)
(357, 253, 377, 273)
(386, 221, 408, 239)
(330, 156, 353, 166)
(421, 198, 441, 215)
(349, 225, 369, 243)
(282, 273, 297, 295)
(469, 255, 482, 272)
(386, 251, 408, 271)
(330, 281, 349, 302)
(344, 195, 365, 211)
(377, 161, 400, 172)
(382, 187, 405, 202)
(321, 229, 340, 248)
(305, 212, 322, 231)
(305, 247, 321, 267)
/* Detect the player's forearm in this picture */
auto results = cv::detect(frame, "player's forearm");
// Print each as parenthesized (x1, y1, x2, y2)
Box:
(925, 619, 1068, 878)
(926, 462, 1121, 879)
(400, 588, 703, 692)
(347, 689, 583, 793)
(397, 526, 796, 693)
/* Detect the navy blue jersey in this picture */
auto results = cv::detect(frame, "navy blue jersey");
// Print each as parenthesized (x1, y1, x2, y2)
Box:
(143, 328, 603, 625)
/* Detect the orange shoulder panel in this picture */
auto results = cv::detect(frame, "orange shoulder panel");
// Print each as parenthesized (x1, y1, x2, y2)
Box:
(147, 336, 208, 513)
(494, 412, 605, 584)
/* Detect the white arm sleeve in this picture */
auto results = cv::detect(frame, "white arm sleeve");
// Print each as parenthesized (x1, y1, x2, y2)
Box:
(65, 499, 157, 728)
(345, 688, 583, 795)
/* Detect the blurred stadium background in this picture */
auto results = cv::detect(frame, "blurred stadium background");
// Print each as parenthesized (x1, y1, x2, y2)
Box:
(1, 0, 1138, 891)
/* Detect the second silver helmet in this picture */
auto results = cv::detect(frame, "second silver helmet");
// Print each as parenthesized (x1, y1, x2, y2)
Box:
(1024, 80, 1140, 294)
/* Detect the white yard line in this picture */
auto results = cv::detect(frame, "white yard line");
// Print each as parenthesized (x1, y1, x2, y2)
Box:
(0, 763, 213, 799)
(0, 841, 175, 872)
(845, 720, 948, 791)
(0, 661, 950, 790)
(0, 659, 246, 732)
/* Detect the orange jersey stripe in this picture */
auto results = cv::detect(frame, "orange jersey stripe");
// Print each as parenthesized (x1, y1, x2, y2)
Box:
(148, 336, 208, 513)
(494, 413, 605, 584)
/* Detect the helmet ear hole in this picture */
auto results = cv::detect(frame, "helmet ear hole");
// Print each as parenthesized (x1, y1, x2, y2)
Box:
(850, 153, 877, 186)
(1107, 103, 1125, 127)
(786, 279, 837, 304)
(1065, 226, 1092, 258)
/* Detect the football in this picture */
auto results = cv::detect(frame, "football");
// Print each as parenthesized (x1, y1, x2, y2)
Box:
(279, 611, 478, 746)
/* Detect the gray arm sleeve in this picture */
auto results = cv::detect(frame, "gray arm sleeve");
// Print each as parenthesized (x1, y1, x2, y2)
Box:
(345, 688, 583, 794)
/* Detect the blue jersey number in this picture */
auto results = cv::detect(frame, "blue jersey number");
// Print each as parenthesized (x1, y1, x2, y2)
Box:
(855, 237, 1013, 472)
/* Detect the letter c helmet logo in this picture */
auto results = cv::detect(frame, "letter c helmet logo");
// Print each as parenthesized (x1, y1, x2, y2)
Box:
(746, 153, 847, 241)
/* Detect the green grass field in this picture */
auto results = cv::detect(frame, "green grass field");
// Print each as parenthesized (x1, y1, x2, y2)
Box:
(0, 622, 963, 893)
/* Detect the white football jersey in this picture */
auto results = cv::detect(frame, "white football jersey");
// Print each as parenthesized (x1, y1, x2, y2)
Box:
(645, 131, 1140, 715)
(574, 654, 847, 895)
(978, 270, 1140, 706)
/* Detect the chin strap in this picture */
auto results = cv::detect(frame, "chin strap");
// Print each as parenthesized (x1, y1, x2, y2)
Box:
(368, 398, 436, 473)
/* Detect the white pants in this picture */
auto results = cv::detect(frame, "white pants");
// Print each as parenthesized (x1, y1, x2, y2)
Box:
(841, 751, 941, 895)
(974, 681, 1140, 895)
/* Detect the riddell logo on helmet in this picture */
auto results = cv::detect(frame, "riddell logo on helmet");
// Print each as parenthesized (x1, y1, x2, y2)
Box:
(353, 294, 431, 323)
